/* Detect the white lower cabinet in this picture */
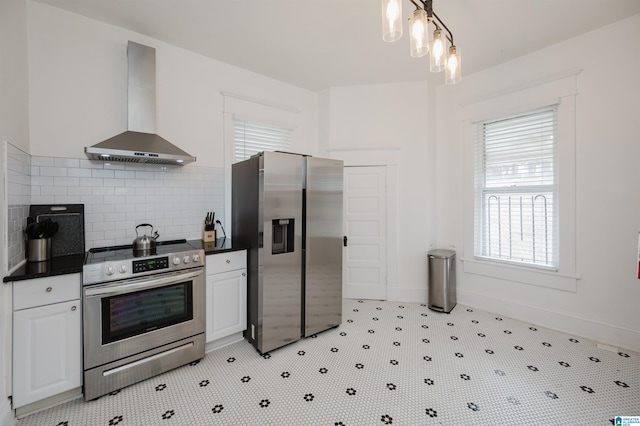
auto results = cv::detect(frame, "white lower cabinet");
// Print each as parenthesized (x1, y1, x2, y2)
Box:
(205, 250, 247, 344)
(12, 274, 82, 411)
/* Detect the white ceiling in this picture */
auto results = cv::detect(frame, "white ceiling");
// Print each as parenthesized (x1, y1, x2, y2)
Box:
(34, 0, 640, 92)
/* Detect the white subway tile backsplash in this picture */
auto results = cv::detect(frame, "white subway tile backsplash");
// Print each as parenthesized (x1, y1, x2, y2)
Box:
(6, 145, 30, 270)
(84, 231, 107, 246)
(102, 162, 125, 170)
(53, 176, 80, 187)
(68, 186, 93, 196)
(126, 211, 144, 221)
(31, 176, 54, 186)
(103, 178, 124, 187)
(39, 166, 68, 177)
(110, 229, 128, 239)
(31, 156, 53, 167)
(80, 159, 105, 169)
(135, 203, 155, 212)
(135, 171, 156, 180)
(41, 186, 68, 196)
(91, 186, 115, 196)
(8, 153, 225, 252)
(114, 203, 136, 213)
(144, 179, 162, 188)
(32, 195, 54, 204)
(125, 178, 146, 188)
(85, 212, 104, 223)
(53, 195, 82, 204)
(80, 178, 104, 187)
(91, 169, 115, 178)
(114, 187, 136, 196)
(114, 170, 135, 179)
(78, 196, 106, 208)
(54, 158, 80, 168)
(125, 195, 140, 205)
(67, 168, 92, 178)
(103, 195, 127, 205)
(92, 221, 116, 232)
(103, 212, 126, 222)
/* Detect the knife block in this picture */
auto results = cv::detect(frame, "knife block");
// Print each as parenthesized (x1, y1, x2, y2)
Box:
(202, 229, 216, 242)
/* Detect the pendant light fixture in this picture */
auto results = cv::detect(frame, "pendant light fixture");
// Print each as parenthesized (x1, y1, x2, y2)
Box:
(381, 0, 461, 84)
(382, 0, 403, 42)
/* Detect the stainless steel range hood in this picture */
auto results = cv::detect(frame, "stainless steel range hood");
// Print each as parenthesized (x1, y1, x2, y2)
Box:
(85, 42, 196, 166)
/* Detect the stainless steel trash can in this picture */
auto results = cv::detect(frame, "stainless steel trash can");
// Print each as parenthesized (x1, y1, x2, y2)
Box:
(428, 249, 456, 313)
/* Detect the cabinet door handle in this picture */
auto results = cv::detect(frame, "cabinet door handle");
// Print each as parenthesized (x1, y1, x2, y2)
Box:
(226, 259, 231, 263)
(242, 272, 246, 276)
(46, 287, 53, 292)
(71, 306, 77, 311)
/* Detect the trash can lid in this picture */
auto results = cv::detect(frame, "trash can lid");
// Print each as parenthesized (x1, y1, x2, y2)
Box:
(428, 249, 456, 259)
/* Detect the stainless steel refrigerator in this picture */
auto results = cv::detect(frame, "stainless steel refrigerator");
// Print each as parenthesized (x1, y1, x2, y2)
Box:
(232, 151, 343, 354)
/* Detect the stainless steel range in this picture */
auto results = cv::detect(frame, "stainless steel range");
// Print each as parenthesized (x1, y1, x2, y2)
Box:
(82, 239, 205, 401)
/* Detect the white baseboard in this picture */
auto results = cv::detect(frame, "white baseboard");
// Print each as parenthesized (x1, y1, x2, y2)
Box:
(457, 288, 640, 353)
(0, 398, 15, 426)
(386, 287, 428, 304)
(204, 332, 245, 353)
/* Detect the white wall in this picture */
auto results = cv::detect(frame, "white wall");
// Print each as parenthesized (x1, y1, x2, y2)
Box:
(0, 0, 29, 423)
(0, 3, 318, 421)
(435, 14, 640, 352)
(320, 81, 436, 301)
(24, 0, 319, 247)
(26, 1, 318, 167)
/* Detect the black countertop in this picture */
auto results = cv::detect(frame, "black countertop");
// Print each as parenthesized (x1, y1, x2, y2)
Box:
(3, 254, 85, 283)
(3, 239, 247, 283)
(187, 238, 248, 256)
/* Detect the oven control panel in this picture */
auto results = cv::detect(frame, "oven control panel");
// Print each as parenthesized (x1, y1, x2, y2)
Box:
(133, 256, 169, 273)
(83, 249, 205, 285)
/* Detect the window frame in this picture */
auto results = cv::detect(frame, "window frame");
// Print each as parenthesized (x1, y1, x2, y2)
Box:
(474, 105, 559, 271)
(461, 73, 579, 292)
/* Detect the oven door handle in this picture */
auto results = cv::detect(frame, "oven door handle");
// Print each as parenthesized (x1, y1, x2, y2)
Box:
(84, 269, 203, 297)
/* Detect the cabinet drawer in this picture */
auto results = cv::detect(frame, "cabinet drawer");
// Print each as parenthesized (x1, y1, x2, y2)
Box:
(206, 250, 247, 275)
(13, 273, 81, 310)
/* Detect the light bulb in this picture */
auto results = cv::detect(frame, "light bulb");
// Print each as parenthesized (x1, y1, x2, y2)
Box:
(409, 9, 429, 57)
(429, 28, 445, 72)
(382, 0, 403, 42)
(445, 45, 461, 84)
(387, 0, 399, 21)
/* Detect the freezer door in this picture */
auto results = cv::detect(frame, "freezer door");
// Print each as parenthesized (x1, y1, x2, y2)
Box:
(304, 157, 344, 336)
(259, 152, 304, 353)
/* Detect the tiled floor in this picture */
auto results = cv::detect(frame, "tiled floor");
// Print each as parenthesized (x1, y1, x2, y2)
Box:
(16, 299, 639, 425)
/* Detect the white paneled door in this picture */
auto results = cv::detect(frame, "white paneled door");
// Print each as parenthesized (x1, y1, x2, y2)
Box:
(343, 166, 387, 300)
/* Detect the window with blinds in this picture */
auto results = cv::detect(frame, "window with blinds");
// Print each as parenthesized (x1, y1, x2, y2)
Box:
(234, 118, 293, 162)
(474, 105, 558, 269)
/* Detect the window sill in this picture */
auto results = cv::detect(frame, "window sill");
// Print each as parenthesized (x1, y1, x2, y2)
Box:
(461, 258, 579, 292)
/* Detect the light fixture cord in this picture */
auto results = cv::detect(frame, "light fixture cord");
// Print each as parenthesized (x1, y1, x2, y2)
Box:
(409, 0, 455, 45)
(432, 11, 454, 45)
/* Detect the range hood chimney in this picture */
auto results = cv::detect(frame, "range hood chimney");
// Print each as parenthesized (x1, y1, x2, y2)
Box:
(85, 41, 196, 166)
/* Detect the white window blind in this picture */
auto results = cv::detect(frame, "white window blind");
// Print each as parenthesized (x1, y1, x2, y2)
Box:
(474, 106, 558, 269)
(234, 118, 293, 162)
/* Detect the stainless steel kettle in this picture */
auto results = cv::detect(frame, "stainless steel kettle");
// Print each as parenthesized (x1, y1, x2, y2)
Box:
(133, 223, 159, 257)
